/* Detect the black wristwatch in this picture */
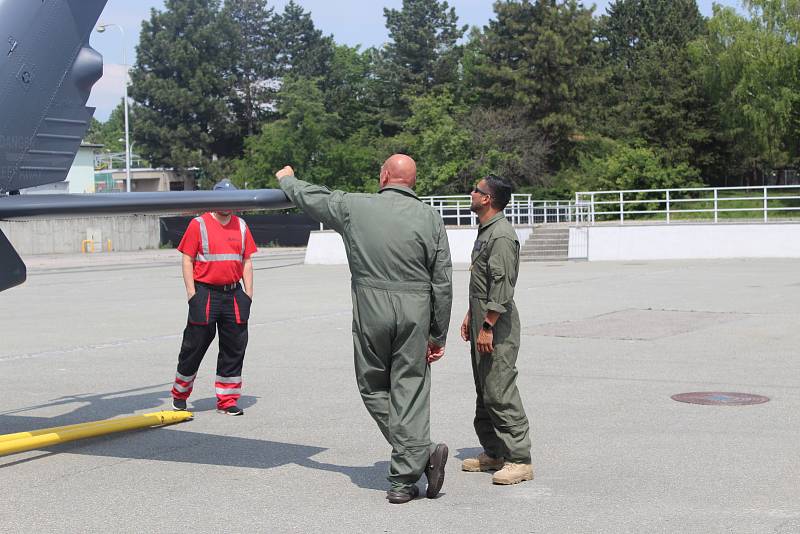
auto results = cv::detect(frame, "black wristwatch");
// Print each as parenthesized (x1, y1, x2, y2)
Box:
(482, 321, 493, 331)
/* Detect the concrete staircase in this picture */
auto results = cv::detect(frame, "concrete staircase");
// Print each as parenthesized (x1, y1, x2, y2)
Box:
(520, 225, 570, 262)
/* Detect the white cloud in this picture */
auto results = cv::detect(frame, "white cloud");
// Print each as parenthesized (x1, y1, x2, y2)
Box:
(86, 63, 129, 122)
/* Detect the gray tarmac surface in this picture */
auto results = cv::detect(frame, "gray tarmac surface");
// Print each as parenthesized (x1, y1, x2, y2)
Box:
(1, 249, 799, 533)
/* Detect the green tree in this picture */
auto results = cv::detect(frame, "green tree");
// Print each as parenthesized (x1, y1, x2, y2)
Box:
(383, 0, 466, 93)
(275, 1, 334, 78)
(467, 0, 601, 168)
(389, 92, 550, 195)
(129, 0, 238, 174)
(602, 0, 704, 64)
(393, 91, 473, 195)
(597, 0, 719, 178)
(376, 0, 467, 133)
(562, 139, 703, 193)
(692, 1, 800, 181)
(232, 77, 380, 190)
(321, 45, 381, 138)
(85, 100, 127, 154)
(462, 106, 551, 191)
(222, 0, 279, 137)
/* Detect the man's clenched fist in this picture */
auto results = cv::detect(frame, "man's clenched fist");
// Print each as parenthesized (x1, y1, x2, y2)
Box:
(275, 166, 294, 180)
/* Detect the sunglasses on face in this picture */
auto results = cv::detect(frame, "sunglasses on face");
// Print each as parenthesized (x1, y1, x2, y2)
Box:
(471, 185, 490, 196)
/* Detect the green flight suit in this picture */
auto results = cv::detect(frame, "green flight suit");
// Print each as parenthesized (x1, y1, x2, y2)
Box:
(468, 212, 531, 464)
(280, 175, 453, 490)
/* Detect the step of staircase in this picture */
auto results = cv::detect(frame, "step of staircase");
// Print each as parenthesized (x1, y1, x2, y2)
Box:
(520, 226, 570, 262)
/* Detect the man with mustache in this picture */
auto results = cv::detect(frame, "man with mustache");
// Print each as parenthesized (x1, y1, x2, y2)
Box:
(460, 174, 533, 485)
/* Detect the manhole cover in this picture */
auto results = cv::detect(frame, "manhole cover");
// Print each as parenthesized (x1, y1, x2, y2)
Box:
(671, 392, 770, 406)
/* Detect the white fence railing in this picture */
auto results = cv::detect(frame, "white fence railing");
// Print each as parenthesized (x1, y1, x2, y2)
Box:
(575, 185, 800, 225)
(420, 194, 575, 226)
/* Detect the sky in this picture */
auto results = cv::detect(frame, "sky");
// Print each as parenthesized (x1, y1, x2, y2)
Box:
(88, 0, 744, 120)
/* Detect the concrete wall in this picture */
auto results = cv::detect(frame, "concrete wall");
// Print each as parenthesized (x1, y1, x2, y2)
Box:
(305, 227, 533, 265)
(0, 215, 161, 255)
(581, 223, 800, 261)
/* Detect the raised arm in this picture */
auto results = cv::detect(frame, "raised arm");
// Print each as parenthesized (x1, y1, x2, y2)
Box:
(276, 166, 348, 233)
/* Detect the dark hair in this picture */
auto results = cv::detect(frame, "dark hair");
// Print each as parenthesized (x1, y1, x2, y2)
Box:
(485, 174, 513, 210)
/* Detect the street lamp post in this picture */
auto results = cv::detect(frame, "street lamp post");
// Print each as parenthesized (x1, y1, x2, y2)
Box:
(96, 23, 131, 193)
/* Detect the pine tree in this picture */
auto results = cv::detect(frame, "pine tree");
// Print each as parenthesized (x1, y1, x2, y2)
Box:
(468, 0, 601, 169)
(274, 1, 334, 78)
(222, 0, 280, 137)
(597, 0, 717, 176)
(129, 0, 238, 171)
(383, 0, 466, 94)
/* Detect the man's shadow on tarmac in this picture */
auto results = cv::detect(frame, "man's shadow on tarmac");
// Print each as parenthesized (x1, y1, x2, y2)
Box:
(0, 383, 258, 430)
(0, 385, 323, 473)
(0, 385, 399, 493)
(295, 458, 390, 491)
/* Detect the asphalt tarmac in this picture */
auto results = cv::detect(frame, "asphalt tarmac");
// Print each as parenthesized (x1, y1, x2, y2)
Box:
(1, 249, 798, 533)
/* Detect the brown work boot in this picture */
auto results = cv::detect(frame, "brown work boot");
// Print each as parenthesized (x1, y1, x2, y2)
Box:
(492, 462, 534, 485)
(461, 452, 505, 472)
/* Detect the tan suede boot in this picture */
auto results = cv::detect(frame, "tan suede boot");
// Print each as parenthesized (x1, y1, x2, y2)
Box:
(461, 452, 505, 472)
(492, 462, 534, 485)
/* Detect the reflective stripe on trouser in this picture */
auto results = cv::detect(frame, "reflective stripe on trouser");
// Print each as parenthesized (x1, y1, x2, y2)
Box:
(351, 282, 435, 490)
(171, 372, 197, 400)
(173, 285, 249, 409)
(469, 297, 531, 464)
(215, 375, 242, 408)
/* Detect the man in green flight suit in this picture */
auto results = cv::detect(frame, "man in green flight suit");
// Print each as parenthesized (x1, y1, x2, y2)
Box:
(275, 154, 453, 504)
(460, 174, 533, 485)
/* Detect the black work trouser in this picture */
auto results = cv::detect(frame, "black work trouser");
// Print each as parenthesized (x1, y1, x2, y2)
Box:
(171, 283, 251, 409)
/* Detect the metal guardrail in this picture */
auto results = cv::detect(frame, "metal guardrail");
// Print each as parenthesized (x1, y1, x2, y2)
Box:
(420, 194, 575, 226)
(575, 185, 800, 224)
(317, 185, 800, 229)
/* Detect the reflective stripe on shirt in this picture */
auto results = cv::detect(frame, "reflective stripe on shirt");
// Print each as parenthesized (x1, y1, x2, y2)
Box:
(194, 216, 248, 263)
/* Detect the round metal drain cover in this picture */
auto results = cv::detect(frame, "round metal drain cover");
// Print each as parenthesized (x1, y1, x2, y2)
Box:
(671, 392, 769, 406)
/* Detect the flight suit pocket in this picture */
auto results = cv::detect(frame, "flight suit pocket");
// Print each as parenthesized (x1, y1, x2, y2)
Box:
(471, 239, 486, 264)
(188, 286, 210, 325)
(234, 288, 251, 324)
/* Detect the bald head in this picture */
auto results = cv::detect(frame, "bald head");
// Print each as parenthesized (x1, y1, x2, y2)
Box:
(380, 154, 417, 189)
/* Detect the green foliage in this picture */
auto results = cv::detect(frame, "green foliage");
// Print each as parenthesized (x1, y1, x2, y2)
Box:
(691, 1, 800, 177)
(595, 0, 720, 178)
(393, 91, 472, 195)
(561, 138, 703, 192)
(129, 0, 238, 172)
(383, 0, 466, 93)
(466, 0, 601, 165)
(222, 0, 279, 137)
(274, 1, 335, 78)
(85, 100, 127, 154)
(122, 0, 800, 196)
(375, 0, 467, 132)
(321, 45, 381, 137)
(231, 78, 380, 191)
(601, 0, 705, 62)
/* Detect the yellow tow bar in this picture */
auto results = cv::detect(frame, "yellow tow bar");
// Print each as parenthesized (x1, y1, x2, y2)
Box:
(0, 410, 193, 457)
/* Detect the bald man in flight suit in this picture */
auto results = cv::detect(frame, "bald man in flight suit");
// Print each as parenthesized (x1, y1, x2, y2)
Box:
(276, 155, 452, 504)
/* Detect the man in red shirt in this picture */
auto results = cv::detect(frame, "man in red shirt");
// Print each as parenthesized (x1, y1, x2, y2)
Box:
(169, 180, 257, 416)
